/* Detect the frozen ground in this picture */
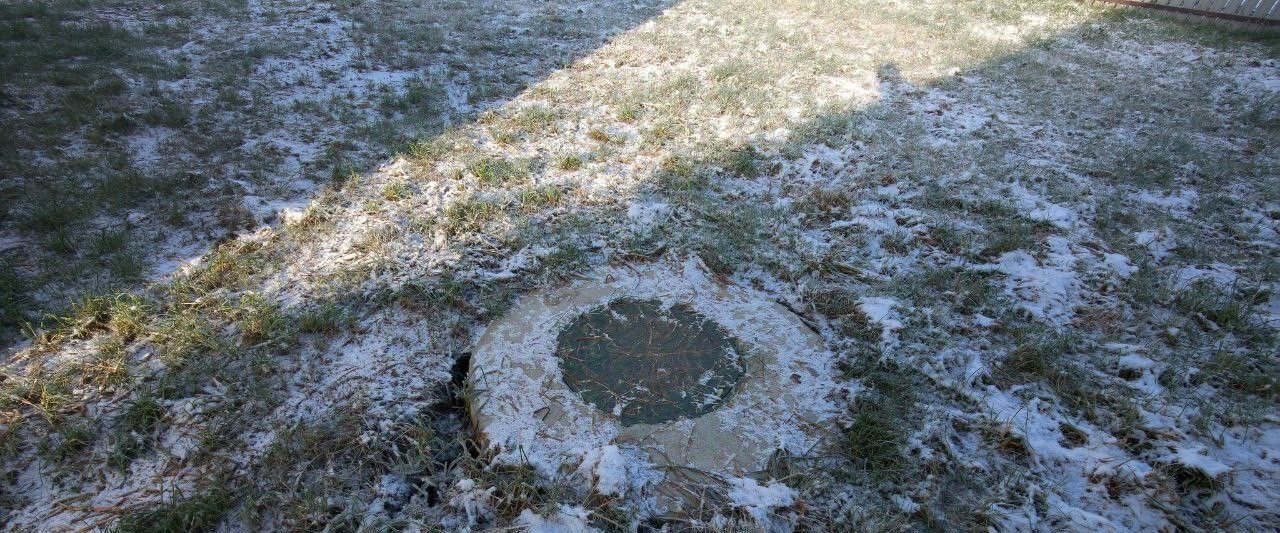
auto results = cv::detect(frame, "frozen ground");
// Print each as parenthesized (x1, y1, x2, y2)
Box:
(1, 0, 1278, 531)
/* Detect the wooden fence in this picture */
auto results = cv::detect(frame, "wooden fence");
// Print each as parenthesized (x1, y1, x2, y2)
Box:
(1091, 0, 1280, 30)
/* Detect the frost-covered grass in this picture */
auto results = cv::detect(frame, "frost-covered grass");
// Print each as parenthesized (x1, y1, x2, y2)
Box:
(0, 0, 647, 345)
(3, 0, 1280, 530)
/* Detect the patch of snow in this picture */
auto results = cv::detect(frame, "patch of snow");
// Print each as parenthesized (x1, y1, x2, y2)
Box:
(974, 384, 1162, 530)
(1101, 252, 1136, 278)
(279, 307, 451, 424)
(1261, 292, 1280, 330)
(987, 237, 1082, 326)
(1236, 60, 1280, 92)
(1113, 348, 1163, 395)
(625, 200, 670, 228)
(889, 493, 921, 514)
(127, 126, 174, 168)
(577, 445, 628, 497)
(1134, 188, 1198, 217)
(481, 247, 536, 281)
(822, 72, 880, 104)
(1006, 181, 1077, 230)
(1172, 263, 1238, 290)
(857, 296, 904, 349)
(448, 478, 496, 528)
(242, 194, 314, 225)
(1161, 445, 1230, 479)
(517, 505, 597, 533)
(726, 477, 797, 524)
(1133, 228, 1176, 262)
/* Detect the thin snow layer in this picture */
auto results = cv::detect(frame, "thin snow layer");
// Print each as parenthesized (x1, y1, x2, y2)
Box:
(1006, 181, 1078, 230)
(1264, 292, 1280, 330)
(828, 202, 930, 274)
(727, 477, 798, 524)
(471, 257, 840, 493)
(225, 0, 426, 176)
(517, 505, 597, 533)
(1239, 204, 1280, 250)
(448, 478, 496, 529)
(1134, 227, 1176, 263)
(975, 386, 1163, 530)
(577, 445, 628, 497)
(1113, 348, 1163, 396)
(1102, 252, 1136, 278)
(1172, 263, 1238, 290)
(1134, 188, 1199, 218)
(990, 236, 1082, 326)
(625, 200, 671, 229)
(5, 440, 201, 529)
(14, 304, 465, 531)
(280, 306, 453, 424)
(857, 296, 904, 349)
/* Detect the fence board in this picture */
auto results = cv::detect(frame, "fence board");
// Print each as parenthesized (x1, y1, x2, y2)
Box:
(1089, 0, 1280, 29)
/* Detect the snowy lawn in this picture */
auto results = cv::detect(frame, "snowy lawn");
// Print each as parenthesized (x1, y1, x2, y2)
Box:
(2, 0, 1278, 530)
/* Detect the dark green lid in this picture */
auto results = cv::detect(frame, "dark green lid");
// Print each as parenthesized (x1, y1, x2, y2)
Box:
(555, 298, 746, 426)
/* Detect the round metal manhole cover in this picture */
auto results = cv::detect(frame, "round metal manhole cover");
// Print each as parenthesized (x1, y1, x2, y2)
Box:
(554, 298, 746, 426)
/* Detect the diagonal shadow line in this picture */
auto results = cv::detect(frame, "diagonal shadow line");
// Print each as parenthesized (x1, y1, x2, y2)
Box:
(2, 1, 1277, 529)
(0, 0, 683, 350)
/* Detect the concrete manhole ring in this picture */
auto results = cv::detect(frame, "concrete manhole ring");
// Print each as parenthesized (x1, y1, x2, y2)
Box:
(469, 258, 839, 507)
